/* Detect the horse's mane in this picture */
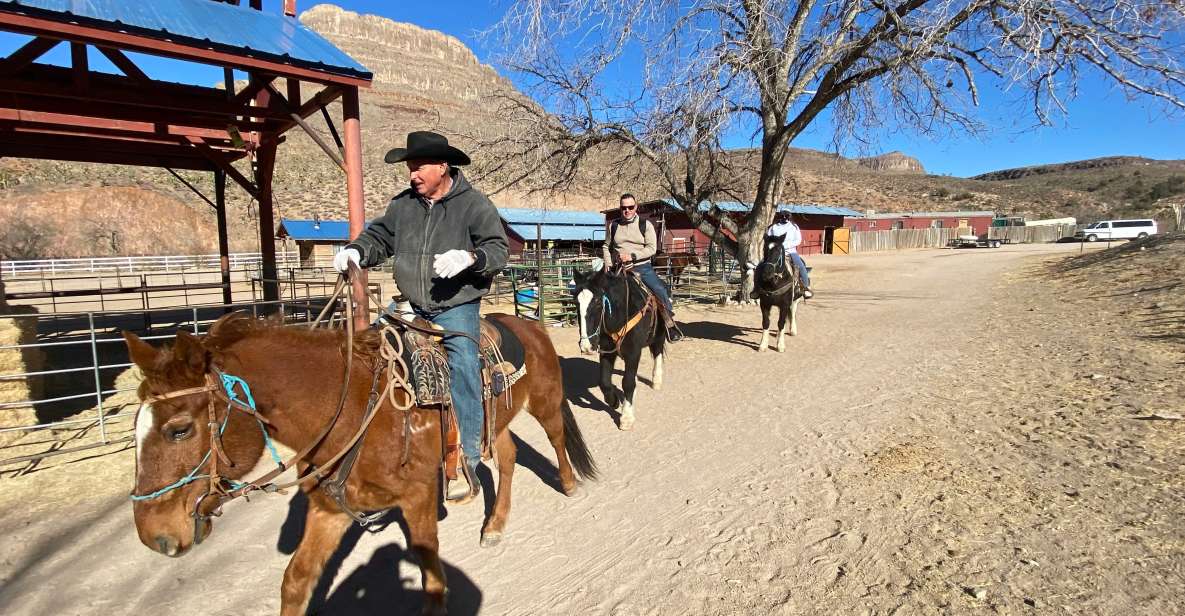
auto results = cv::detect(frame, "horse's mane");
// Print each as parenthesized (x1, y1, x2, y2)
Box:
(204, 311, 381, 362)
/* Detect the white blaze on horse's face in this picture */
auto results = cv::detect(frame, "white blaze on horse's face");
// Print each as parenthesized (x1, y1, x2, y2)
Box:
(576, 289, 594, 354)
(135, 403, 155, 477)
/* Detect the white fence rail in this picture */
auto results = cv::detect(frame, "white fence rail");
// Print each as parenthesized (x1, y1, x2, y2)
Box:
(1, 252, 301, 277)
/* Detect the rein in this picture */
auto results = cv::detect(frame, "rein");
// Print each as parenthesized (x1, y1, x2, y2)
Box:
(582, 271, 657, 356)
(130, 265, 423, 542)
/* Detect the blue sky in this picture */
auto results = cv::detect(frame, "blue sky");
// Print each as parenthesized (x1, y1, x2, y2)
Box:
(2, 0, 1180, 177)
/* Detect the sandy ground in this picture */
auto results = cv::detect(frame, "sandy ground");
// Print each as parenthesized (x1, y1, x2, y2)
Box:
(1, 240, 1183, 615)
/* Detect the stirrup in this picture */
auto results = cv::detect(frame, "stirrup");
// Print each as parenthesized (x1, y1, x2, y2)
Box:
(446, 456, 480, 504)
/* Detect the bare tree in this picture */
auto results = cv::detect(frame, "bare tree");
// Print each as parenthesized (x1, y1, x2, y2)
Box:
(482, 0, 1185, 295)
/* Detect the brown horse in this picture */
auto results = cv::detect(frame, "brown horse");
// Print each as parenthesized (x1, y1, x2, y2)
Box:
(123, 311, 596, 615)
(652, 251, 702, 281)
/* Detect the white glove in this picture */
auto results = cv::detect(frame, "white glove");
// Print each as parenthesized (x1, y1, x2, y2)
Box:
(433, 249, 476, 278)
(333, 248, 360, 273)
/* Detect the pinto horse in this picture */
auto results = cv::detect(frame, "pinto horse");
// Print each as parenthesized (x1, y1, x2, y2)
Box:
(572, 265, 665, 431)
(751, 233, 805, 352)
(123, 311, 596, 615)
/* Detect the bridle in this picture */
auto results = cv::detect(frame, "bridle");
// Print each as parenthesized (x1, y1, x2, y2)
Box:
(129, 265, 428, 543)
(578, 267, 657, 356)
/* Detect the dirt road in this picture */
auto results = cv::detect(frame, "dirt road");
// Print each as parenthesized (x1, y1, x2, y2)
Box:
(2, 242, 1181, 615)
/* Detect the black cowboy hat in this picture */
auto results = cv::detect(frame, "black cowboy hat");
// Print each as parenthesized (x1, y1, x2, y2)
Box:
(383, 131, 471, 166)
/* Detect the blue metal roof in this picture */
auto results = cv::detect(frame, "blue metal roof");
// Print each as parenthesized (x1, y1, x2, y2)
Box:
(507, 223, 604, 242)
(658, 198, 863, 218)
(277, 218, 350, 241)
(498, 207, 606, 226)
(1, 0, 372, 80)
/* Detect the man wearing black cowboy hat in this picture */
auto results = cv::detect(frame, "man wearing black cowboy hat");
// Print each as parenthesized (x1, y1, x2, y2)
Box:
(334, 130, 508, 504)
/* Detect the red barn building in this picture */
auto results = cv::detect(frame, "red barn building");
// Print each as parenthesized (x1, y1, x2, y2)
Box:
(845, 211, 996, 235)
(605, 199, 864, 256)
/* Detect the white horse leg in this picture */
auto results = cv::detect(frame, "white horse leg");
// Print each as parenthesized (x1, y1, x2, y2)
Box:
(618, 399, 636, 431)
(651, 351, 664, 391)
(776, 322, 788, 353)
(758, 329, 770, 352)
(790, 298, 802, 336)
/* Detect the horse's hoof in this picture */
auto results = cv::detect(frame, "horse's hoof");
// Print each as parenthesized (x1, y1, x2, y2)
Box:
(777, 344, 786, 353)
(480, 531, 503, 548)
(652, 381, 663, 391)
(563, 482, 582, 497)
(618, 416, 635, 431)
(757, 344, 768, 353)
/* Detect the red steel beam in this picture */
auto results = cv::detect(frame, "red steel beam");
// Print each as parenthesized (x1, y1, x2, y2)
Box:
(2, 93, 278, 133)
(0, 108, 241, 142)
(186, 136, 260, 200)
(0, 12, 372, 88)
(260, 84, 342, 145)
(0, 64, 291, 121)
(0, 130, 230, 159)
(97, 47, 149, 82)
(284, 1, 298, 17)
(0, 36, 59, 76)
(70, 42, 88, 91)
(231, 74, 275, 108)
(0, 142, 216, 170)
(2, 123, 238, 152)
(342, 86, 369, 328)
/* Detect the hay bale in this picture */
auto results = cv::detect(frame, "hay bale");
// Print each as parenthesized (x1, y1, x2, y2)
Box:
(0, 282, 44, 447)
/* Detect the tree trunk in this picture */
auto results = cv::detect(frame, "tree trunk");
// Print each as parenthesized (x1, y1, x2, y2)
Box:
(738, 131, 789, 300)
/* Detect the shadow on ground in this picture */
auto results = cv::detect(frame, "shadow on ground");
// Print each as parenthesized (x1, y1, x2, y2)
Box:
(278, 493, 482, 616)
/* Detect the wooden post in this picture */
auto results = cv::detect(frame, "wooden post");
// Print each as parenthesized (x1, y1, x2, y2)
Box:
(215, 170, 233, 308)
(342, 87, 369, 329)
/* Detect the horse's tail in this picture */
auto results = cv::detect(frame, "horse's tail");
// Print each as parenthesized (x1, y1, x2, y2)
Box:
(561, 400, 598, 480)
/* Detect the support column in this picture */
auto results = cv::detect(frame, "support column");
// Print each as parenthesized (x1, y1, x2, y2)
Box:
(215, 170, 233, 308)
(255, 142, 279, 305)
(342, 86, 369, 329)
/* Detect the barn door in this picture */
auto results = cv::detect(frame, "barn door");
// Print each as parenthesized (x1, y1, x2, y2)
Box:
(831, 227, 850, 254)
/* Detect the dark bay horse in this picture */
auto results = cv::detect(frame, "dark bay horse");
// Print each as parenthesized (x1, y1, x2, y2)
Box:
(572, 266, 665, 431)
(123, 311, 596, 615)
(752, 233, 805, 352)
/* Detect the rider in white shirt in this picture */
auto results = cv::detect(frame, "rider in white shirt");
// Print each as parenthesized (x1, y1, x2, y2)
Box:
(765, 211, 813, 298)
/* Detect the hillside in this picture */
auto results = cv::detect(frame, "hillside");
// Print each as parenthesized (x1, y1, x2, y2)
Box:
(2, 4, 1183, 259)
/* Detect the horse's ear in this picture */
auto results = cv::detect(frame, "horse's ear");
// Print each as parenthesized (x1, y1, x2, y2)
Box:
(173, 330, 208, 375)
(123, 331, 159, 372)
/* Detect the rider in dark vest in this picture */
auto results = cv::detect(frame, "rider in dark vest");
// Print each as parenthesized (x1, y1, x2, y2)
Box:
(602, 193, 683, 342)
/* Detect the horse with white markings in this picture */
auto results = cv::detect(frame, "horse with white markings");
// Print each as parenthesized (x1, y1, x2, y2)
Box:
(750, 232, 806, 352)
(572, 263, 666, 430)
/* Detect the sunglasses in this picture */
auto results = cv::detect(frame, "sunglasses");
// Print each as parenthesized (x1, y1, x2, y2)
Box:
(620, 205, 637, 211)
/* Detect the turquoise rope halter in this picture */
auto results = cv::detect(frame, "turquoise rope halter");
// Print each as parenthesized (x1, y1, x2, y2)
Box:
(130, 374, 280, 502)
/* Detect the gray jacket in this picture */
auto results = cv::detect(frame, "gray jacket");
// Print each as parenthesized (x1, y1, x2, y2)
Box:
(346, 170, 508, 313)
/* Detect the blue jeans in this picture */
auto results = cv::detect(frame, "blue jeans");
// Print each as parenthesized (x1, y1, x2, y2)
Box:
(788, 253, 811, 288)
(634, 262, 674, 315)
(419, 301, 483, 475)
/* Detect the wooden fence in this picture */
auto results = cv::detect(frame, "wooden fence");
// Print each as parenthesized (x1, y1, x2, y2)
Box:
(849, 223, 1079, 254)
(987, 224, 1078, 243)
(848, 228, 962, 253)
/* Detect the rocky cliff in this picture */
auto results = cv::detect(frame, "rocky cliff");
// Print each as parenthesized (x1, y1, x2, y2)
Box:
(857, 151, 926, 174)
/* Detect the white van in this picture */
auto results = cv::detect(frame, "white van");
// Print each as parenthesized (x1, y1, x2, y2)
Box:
(1075, 219, 1157, 242)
